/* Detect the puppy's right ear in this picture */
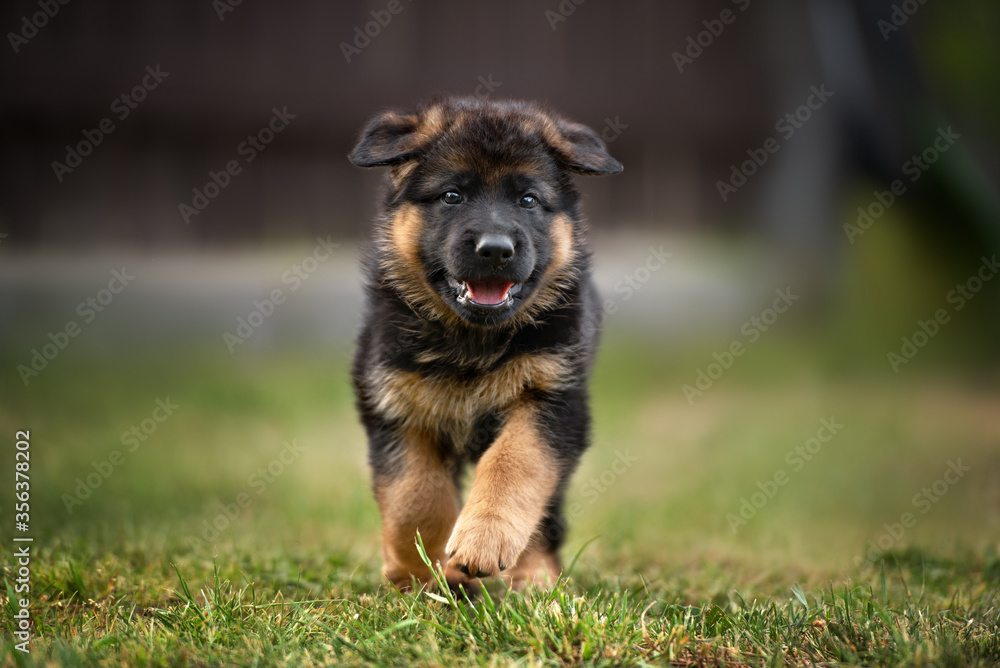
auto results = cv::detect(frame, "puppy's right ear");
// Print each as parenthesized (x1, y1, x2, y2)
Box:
(348, 111, 421, 167)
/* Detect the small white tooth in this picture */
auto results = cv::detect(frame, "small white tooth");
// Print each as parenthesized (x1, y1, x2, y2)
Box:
(456, 281, 470, 304)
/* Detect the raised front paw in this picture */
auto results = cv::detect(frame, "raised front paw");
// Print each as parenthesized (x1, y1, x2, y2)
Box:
(445, 511, 530, 579)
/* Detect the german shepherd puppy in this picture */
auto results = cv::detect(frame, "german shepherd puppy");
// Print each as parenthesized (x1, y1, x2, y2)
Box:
(349, 97, 622, 592)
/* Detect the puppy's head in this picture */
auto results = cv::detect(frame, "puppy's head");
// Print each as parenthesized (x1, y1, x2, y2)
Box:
(350, 97, 622, 328)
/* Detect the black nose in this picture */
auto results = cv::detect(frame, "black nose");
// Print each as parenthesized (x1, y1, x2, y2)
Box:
(475, 233, 515, 265)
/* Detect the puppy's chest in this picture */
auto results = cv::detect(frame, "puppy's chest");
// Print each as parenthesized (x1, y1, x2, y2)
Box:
(371, 352, 570, 445)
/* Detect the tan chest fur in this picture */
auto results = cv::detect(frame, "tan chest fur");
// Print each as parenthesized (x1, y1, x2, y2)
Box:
(370, 352, 571, 448)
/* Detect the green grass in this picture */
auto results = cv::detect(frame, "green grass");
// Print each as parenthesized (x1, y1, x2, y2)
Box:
(1, 336, 999, 666)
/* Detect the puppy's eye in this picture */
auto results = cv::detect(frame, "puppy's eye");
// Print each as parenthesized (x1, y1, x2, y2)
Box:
(441, 191, 463, 205)
(519, 194, 538, 209)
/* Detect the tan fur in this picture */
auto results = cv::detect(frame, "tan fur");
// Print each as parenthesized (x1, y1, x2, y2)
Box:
(379, 111, 410, 128)
(537, 116, 575, 160)
(416, 104, 447, 141)
(386, 105, 449, 162)
(388, 202, 423, 266)
(445, 403, 559, 578)
(377, 203, 465, 328)
(518, 213, 580, 319)
(373, 428, 474, 591)
(376, 107, 450, 170)
(371, 352, 571, 449)
(389, 161, 419, 191)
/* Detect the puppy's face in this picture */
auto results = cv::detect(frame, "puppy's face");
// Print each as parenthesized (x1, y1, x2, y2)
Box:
(350, 98, 622, 327)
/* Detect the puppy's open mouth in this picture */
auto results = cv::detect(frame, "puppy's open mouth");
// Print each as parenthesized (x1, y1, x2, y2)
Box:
(448, 277, 522, 308)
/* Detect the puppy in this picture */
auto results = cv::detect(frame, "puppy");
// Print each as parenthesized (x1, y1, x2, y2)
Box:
(349, 96, 622, 592)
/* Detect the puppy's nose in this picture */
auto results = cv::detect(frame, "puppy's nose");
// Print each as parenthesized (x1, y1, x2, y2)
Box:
(475, 234, 515, 265)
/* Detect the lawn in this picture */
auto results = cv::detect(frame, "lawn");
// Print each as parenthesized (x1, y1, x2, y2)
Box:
(1, 335, 998, 666)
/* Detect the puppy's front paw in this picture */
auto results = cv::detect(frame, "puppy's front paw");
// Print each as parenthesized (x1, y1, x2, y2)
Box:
(445, 512, 529, 579)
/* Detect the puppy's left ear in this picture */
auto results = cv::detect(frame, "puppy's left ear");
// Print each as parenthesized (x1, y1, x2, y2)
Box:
(348, 111, 421, 167)
(553, 119, 624, 175)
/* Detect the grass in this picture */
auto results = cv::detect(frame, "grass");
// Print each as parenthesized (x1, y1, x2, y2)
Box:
(1, 333, 999, 666)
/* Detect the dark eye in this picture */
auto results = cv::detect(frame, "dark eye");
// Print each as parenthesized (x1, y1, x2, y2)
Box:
(441, 191, 463, 205)
(519, 194, 538, 209)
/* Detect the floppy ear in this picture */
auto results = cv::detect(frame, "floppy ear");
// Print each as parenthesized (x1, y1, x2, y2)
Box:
(553, 119, 624, 175)
(348, 111, 421, 167)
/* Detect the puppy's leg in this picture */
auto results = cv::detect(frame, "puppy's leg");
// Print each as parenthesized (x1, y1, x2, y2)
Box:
(446, 403, 559, 579)
(373, 429, 475, 592)
(503, 503, 566, 590)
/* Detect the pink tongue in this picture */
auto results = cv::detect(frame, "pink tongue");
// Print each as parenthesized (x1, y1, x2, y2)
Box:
(466, 279, 513, 305)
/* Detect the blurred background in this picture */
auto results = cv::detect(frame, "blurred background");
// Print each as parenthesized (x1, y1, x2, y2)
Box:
(1, 0, 998, 584)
